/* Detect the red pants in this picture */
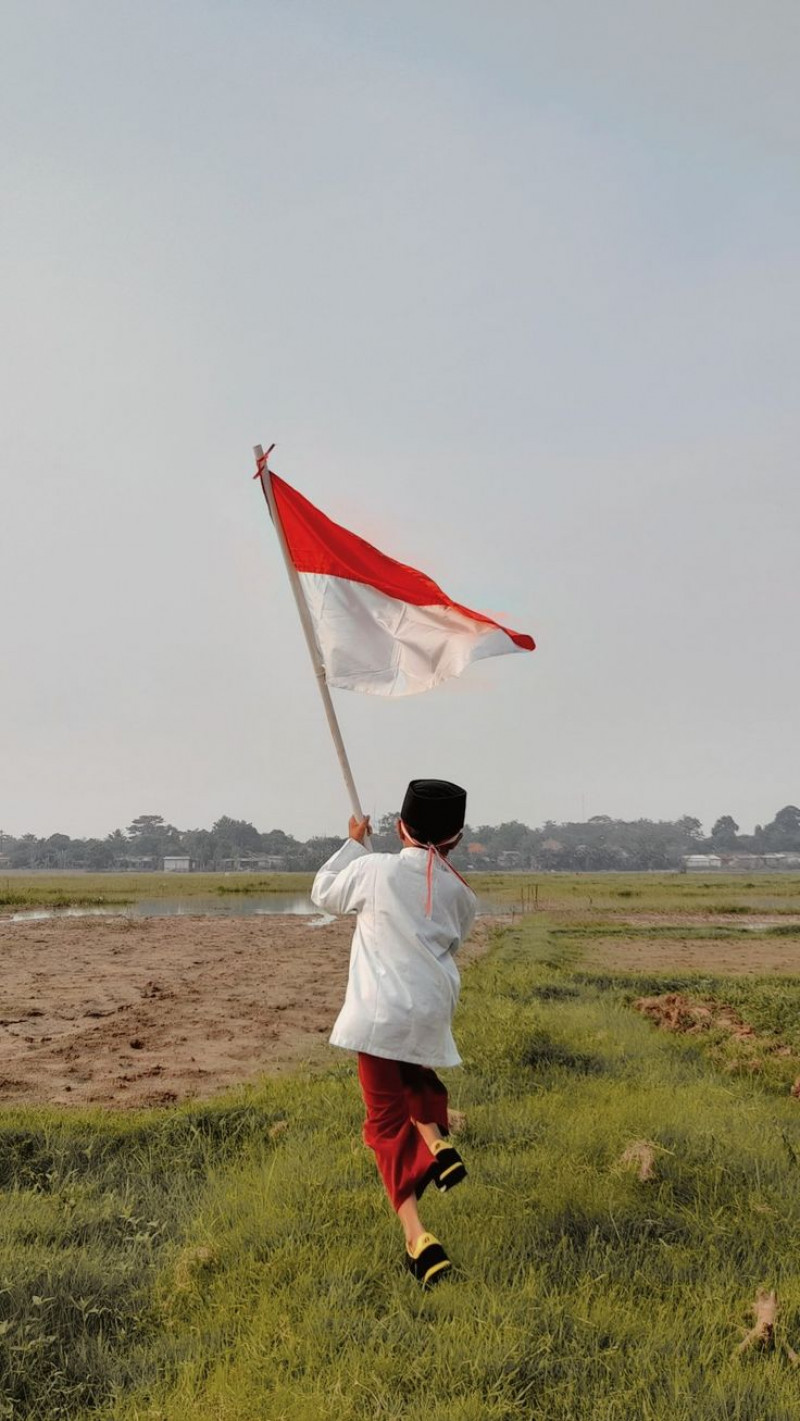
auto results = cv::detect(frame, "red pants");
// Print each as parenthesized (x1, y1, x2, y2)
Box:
(357, 1053, 449, 1211)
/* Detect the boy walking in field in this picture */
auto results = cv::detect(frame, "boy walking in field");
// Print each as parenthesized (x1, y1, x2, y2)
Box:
(311, 779, 476, 1288)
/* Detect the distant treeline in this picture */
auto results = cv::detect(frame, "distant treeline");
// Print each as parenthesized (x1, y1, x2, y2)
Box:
(2, 807, 800, 873)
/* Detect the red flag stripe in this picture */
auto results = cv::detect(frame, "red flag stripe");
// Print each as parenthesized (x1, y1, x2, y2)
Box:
(271, 473, 535, 652)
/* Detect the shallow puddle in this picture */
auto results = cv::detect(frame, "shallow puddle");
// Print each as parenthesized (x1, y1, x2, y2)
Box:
(9, 893, 505, 923)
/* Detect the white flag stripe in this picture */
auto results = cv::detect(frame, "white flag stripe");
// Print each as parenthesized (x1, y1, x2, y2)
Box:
(298, 573, 528, 697)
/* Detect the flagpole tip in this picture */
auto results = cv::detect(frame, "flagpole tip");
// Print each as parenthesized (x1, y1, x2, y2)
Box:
(253, 443, 276, 479)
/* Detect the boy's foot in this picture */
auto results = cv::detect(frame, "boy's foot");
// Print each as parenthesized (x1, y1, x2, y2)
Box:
(431, 1139, 467, 1192)
(405, 1232, 452, 1289)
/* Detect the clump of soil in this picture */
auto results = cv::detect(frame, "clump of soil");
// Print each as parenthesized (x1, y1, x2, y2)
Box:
(633, 993, 755, 1039)
(618, 1139, 657, 1181)
(633, 992, 800, 1095)
(736, 1289, 777, 1355)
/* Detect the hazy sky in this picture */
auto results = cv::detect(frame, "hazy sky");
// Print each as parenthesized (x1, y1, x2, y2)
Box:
(2, 1, 798, 841)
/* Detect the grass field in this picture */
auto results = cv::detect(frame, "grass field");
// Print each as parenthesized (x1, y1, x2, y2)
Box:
(4, 868, 800, 914)
(3, 877, 800, 1419)
(0, 873, 316, 911)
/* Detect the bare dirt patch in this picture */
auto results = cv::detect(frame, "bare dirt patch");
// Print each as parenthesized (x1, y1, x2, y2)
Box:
(633, 993, 756, 1038)
(0, 914, 497, 1109)
(736, 1289, 778, 1356)
(617, 1139, 658, 1181)
(579, 935, 800, 976)
(633, 991, 800, 1090)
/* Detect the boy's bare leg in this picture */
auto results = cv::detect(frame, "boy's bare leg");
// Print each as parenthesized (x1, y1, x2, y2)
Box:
(397, 1194, 426, 1249)
(414, 1119, 444, 1153)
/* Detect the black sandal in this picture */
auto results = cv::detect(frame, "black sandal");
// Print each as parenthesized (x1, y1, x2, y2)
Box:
(406, 1233, 452, 1289)
(433, 1145, 467, 1192)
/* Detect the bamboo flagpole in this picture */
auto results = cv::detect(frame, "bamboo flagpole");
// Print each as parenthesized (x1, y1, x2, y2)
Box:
(253, 444, 372, 848)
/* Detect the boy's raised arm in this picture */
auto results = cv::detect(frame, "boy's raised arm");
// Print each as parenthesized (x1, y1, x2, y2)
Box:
(311, 818, 373, 914)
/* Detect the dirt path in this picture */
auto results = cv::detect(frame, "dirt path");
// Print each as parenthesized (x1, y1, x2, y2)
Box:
(0, 914, 499, 1109)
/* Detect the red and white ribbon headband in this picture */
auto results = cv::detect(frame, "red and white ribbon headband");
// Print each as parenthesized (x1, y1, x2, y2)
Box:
(399, 820, 474, 917)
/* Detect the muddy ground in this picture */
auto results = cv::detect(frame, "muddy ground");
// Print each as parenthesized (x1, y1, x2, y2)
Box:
(0, 914, 498, 1109)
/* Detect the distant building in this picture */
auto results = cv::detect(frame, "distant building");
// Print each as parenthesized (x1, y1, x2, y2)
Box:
(163, 854, 192, 873)
(714, 853, 775, 872)
(718, 854, 763, 871)
(682, 852, 800, 873)
(218, 855, 286, 872)
(682, 854, 723, 871)
(117, 854, 158, 871)
(238, 854, 286, 871)
(465, 843, 487, 869)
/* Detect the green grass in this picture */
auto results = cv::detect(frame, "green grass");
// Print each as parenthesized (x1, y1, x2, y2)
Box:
(5, 869, 800, 914)
(569, 964, 800, 1095)
(470, 872, 800, 918)
(0, 1098, 287, 1418)
(551, 922, 800, 941)
(407, 869, 800, 920)
(4, 917, 800, 1419)
(0, 874, 315, 911)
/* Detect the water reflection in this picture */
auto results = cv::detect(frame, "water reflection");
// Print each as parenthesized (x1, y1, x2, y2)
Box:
(10, 892, 504, 923)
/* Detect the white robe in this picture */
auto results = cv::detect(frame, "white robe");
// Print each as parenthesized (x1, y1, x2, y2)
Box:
(311, 840, 477, 1067)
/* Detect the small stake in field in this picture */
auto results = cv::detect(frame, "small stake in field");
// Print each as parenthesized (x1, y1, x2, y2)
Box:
(517, 881, 540, 915)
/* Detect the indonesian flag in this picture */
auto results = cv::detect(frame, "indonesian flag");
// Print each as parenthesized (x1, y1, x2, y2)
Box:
(261, 466, 535, 697)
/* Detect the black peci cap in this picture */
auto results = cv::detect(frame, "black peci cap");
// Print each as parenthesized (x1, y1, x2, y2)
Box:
(400, 779, 467, 845)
